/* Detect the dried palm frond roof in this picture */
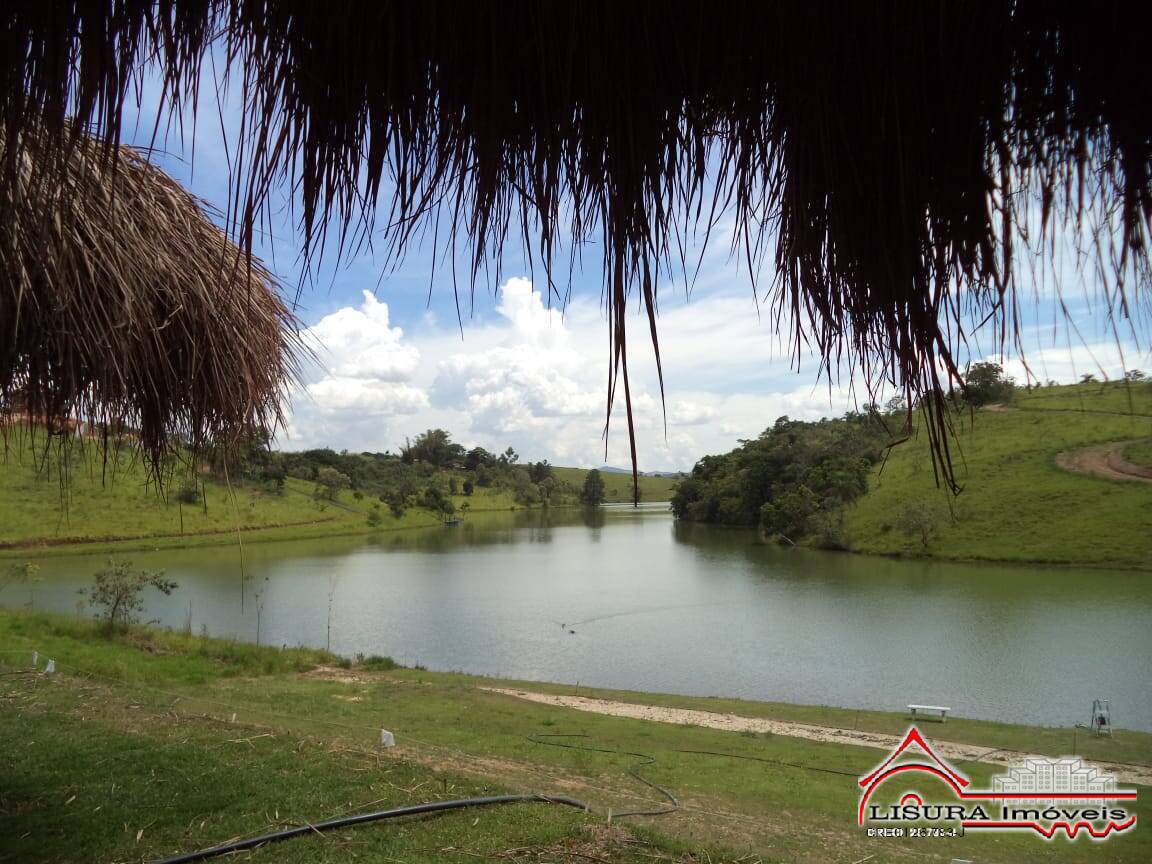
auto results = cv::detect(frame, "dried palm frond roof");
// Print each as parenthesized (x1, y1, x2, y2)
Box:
(0, 125, 301, 467)
(2, 2, 1150, 488)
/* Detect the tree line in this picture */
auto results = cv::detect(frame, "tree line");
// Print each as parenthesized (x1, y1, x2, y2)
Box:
(210, 428, 607, 519)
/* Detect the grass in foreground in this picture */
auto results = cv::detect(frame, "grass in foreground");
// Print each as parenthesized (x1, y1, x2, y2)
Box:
(2, 610, 1148, 864)
(843, 382, 1152, 568)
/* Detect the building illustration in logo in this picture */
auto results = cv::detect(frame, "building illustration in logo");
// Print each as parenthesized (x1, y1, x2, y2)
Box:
(857, 727, 1138, 841)
(993, 757, 1116, 805)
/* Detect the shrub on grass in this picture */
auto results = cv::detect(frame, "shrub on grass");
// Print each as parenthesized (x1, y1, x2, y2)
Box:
(81, 559, 178, 634)
(176, 482, 201, 504)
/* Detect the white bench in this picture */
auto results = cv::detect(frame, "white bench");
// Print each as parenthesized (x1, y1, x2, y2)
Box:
(907, 704, 951, 722)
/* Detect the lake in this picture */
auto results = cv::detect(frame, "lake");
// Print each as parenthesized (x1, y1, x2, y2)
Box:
(6, 504, 1151, 731)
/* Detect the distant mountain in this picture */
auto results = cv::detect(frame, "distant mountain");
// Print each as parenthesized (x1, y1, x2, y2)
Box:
(597, 465, 633, 474)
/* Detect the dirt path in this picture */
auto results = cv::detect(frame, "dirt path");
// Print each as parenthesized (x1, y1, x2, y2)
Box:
(1054, 440, 1152, 484)
(484, 687, 1152, 786)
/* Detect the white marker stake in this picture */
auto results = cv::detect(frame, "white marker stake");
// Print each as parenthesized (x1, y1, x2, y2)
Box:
(45, 659, 56, 674)
(379, 729, 396, 748)
(32, 651, 38, 667)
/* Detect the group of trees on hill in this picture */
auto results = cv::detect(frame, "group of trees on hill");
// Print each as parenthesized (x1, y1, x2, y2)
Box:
(668, 363, 1017, 541)
(670, 411, 893, 546)
(214, 428, 587, 517)
(669, 361, 1149, 542)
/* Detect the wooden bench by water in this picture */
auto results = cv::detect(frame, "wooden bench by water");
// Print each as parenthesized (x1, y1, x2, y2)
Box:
(907, 703, 950, 722)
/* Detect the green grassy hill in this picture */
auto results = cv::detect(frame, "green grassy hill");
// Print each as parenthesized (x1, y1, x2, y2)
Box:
(0, 438, 441, 553)
(550, 466, 680, 503)
(0, 435, 677, 554)
(842, 382, 1152, 568)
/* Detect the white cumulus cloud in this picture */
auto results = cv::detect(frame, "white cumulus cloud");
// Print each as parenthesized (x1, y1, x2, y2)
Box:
(280, 291, 429, 451)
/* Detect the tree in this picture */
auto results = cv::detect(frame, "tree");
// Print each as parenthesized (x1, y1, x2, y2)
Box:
(760, 485, 818, 539)
(382, 491, 406, 519)
(82, 560, 177, 633)
(895, 500, 939, 551)
(314, 466, 351, 501)
(402, 429, 465, 467)
(464, 447, 495, 470)
(421, 483, 455, 517)
(1125, 369, 1147, 382)
(581, 469, 606, 505)
(962, 362, 1015, 406)
(537, 475, 557, 505)
(462, 478, 474, 496)
(510, 468, 537, 504)
(528, 460, 553, 483)
(500, 446, 518, 465)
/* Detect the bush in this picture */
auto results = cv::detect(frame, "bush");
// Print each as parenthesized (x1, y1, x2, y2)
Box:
(176, 482, 201, 505)
(895, 499, 940, 551)
(382, 492, 406, 519)
(314, 467, 351, 501)
(81, 560, 178, 633)
(366, 505, 383, 528)
(358, 654, 401, 671)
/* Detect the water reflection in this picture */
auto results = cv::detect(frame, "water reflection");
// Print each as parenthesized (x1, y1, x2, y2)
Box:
(6, 505, 1150, 730)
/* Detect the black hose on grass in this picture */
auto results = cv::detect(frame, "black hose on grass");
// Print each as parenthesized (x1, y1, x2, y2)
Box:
(150, 733, 855, 863)
(150, 794, 588, 864)
(526, 733, 680, 817)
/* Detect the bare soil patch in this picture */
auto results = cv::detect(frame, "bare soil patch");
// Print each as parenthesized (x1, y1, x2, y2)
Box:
(1055, 440, 1152, 484)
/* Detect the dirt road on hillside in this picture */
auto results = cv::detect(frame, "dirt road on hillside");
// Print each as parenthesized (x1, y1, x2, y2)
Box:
(484, 687, 1152, 786)
(1055, 440, 1152, 484)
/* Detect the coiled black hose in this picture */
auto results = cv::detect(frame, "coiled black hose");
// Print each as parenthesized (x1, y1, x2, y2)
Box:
(151, 794, 588, 864)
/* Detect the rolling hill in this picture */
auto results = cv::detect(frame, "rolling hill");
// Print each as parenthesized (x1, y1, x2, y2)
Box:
(841, 382, 1152, 569)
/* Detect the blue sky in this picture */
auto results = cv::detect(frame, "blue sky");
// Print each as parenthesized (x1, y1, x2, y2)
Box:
(120, 71, 1149, 470)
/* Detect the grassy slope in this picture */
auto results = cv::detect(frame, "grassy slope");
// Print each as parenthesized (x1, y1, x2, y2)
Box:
(2, 610, 1148, 864)
(842, 382, 1152, 568)
(551, 466, 679, 503)
(0, 438, 647, 555)
(1126, 438, 1152, 469)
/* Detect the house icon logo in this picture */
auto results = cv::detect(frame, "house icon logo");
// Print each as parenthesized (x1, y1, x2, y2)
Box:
(858, 727, 1137, 841)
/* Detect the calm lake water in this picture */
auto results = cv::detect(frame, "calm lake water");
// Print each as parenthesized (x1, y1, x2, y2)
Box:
(7, 504, 1151, 731)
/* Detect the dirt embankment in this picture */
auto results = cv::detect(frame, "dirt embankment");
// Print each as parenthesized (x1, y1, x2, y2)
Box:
(1055, 440, 1152, 485)
(484, 687, 1152, 786)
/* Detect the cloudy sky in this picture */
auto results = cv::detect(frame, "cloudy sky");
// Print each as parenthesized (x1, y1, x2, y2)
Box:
(122, 75, 1149, 471)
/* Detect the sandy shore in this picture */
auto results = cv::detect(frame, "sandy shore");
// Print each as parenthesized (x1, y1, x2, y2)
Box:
(484, 686, 1152, 786)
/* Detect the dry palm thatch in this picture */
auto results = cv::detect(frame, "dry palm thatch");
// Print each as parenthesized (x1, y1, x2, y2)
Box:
(2, 2, 1150, 490)
(0, 124, 301, 468)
